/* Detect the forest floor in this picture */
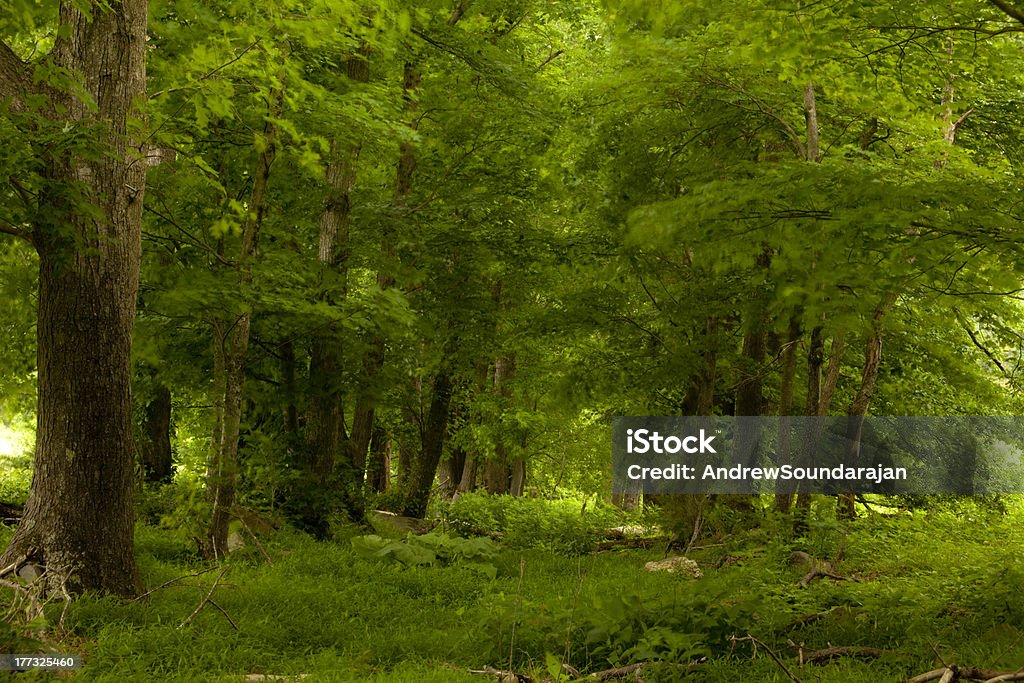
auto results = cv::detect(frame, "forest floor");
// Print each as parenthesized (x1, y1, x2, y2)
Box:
(2, 499, 1024, 682)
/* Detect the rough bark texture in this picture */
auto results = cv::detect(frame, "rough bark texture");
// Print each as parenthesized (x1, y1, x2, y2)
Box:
(819, 332, 845, 416)
(0, 0, 147, 597)
(457, 454, 478, 493)
(438, 448, 466, 498)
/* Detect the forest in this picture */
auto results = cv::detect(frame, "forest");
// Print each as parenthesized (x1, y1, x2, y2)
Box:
(3, 0, 1024, 680)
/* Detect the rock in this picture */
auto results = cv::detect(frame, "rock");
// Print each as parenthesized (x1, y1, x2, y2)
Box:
(227, 531, 245, 552)
(789, 551, 814, 567)
(16, 562, 42, 582)
(643, 556, 702, 578)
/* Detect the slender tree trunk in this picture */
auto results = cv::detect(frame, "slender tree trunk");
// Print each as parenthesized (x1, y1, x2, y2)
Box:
(0, 0, 147, 597)
(402, 370, 454, 518)
(837, 297, 895, 520)
(774, 315, 801, 513)
(141, 381, 174, 484)
(304, 50, 369, 528)
(204, 89, 281, 558)
(485, 353, 516, 494)
(819, 331, 845, 417)
(794, 325, 824, 526)
(348, 60, 421, 472)
(366, 425, 391, 493)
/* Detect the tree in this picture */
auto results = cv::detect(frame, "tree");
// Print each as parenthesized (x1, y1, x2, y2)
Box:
(0, 0, 147, 596)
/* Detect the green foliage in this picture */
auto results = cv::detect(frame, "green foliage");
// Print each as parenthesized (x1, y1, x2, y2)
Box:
(442, 492, 626, 555)
(352, 531, 499, 579)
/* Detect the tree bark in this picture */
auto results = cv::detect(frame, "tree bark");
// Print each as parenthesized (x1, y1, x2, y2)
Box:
(348, 60, 421, 472)
(794, 325, 824, 525)
(366, 425, 391, 493)
(204, 88, 282, 558)
(438, 448, 466, 498)
(402, 370, 454, 518)
(0, 0, 147, 597)
(837, 297, 894, 520)
(141, 381, 174, 484)
(303, 50, 370, 529)
(774, 315, 801, 513)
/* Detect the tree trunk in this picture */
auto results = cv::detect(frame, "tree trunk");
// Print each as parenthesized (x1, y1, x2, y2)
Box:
(347, 60, 420, 472)
(0, 0, 147, 597)
(204, 89, 281, 558)
(457, 455, 477, 494)
(402, 370, 454, 518)
(837, 298, 894, 520)
(795, 325, 825, 526)
(366, 425, 391, 493)
(303, 50, 369, 529)
(141, 382, 174, 484)
(819, 331, 845, 417)
(774, 315, 801, 514)
(438, 448, 465, 498)
(509, 458, 526, 497)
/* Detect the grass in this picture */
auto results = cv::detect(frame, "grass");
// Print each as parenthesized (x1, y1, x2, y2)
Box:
(2, 499, 1024, 681)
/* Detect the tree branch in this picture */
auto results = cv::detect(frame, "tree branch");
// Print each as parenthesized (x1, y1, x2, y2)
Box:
(0, 220, 32, 243)
(989, 0, 1024, 24)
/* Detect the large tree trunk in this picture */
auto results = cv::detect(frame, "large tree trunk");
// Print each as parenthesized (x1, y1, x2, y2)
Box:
(0, 0, 147, 597)
(438, 448, 466, 498)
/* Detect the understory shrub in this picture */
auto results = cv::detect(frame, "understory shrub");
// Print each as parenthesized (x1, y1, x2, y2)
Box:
(441, 492, 627, 554)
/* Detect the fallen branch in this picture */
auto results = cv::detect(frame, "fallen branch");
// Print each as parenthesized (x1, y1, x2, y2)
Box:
(907, 666, 1024, 682)
(730, 635, 803, 683)
(178, 566, 230, 629)
(805, 646, 882, 664)
(133, 565, 220, 602)
(578, 660, 701, 680)
(798, 568, 858, 588)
